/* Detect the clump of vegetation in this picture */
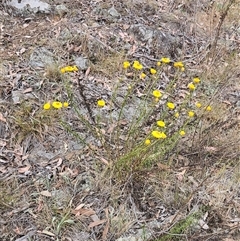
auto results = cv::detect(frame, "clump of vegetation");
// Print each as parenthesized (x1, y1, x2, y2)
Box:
(57, 58, 213, 183)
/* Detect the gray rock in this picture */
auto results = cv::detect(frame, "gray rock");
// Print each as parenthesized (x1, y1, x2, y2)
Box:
(71, 232, 91, 241)
(29, 47, 55, 68)
(116, 227, 151, 241)
(51, 189, 70, 207)
(130, 24, 155, 42)
(7, 0, 51, 14)
(55, 4, 68, 17)
(108, 6, 120, 18)
(75, 56, 90, 70)
(130, 24, 181, 56)
(12, 90, 24, 104)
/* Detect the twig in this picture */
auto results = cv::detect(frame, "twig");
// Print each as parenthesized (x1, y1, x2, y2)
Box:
(209, 0, 236, 58)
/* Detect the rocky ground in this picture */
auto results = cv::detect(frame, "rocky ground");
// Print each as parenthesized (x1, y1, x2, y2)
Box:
(0, 0, 240, 241)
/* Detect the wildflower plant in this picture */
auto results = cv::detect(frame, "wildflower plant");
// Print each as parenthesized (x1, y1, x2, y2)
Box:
(58, 58, 214, 181)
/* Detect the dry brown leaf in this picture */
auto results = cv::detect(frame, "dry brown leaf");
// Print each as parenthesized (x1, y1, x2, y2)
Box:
(0, 140, 7, 147)
(18, 164, 31, 173)
(85, 67, 91, 77)
(23, 88, 33, 93)
(90, 214, 100, 222)
(52, 158, 63, 169)
(157, 163, 170, 171)
(88, 219, 106, 229)
(40, 230, 55, 237)
(102, 208, 109, 240)
(176, 169, 186, 181)
(0, 166, 7, 173)
(72, 208, 95, 217)
(129, 44, 137, 55)
(100, 157, 109, 165)
(204, 146, 218, 153)
(40, 190, 52, 197)
(75, 203, 85, 210)
(0, 112, 6, 123)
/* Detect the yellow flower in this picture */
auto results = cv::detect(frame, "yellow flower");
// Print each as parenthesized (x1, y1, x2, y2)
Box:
(52, 101, 63, 109)
(60, 68, 66, 73)
(160, 132, 167, 139)
(140, 72, 146, 79)
(181, 67, 185, 72)
(179, 130, 185, 136)
(145, 139, 151, 145)
(157, 61, 161, 66)
(97, 99, 105, 107)
(174, 112, 179, 118)
(150, 68, 157, 74)
(152, 90, 162, 98)
(123, 61, 130, 69)
(195, 102, 202, 108)
(167, 102, 175, 110)
(43, 102, 51, 110)
(63, 102, 69, 108)
(132, 61, 143, 70)
(174, 61, 184, 68)
(157, 120, 165, 128)
(152, 131, 167, 139)
(188, 111, 195, 117)
(60, 65, 78, 73)
(72, 65, 78, 71)
(154, 98, 159, 102)
(161, 57, 170, 64)
(206, 106, 212, 111)
(193, 77, 200, 84)
(188, 82, 196, 91)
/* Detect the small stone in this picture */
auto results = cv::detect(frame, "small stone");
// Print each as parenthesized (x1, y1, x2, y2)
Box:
(12, 90, 24, 104)
(55, 4, 68, 17)
(29, 47, 55, 68)
(108, 6, 120, 18)
(75, 56, 90, 70)
(6, 0, 51, 14)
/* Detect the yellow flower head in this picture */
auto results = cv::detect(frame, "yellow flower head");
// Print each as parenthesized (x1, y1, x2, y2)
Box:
(152, 90, 162, 98)
(123, 61, 131, 69)
(157, 120, 165, 128)
(132, 61, 143, 70)
(174, 112, 179, 118)
(60, 68, 66, 73)
(60, 65, 78, 73)
(140, 72, 147, 79)
(167, 102, 175, 110)
(174, 61, 184, 68)
(63, 102, 69, 108)
(72, 65, 78, 71)
(188, 111, 195, 117)
(206, 106, 212, 111)
(150, 68, 157, 74)
(97, 99, 105, 107)
(43, 102, 51, 110)
(179, 130, 186, 136)
(161, 57, 170, 64)
(188, 82, 196, 91)
(157, 61, 161, 66)
(52, 101, 63, 109)
(145, 139, 151, 145)
(193, 77, 201, 84)
(152, 131, 167, 139)
(195, 102, 202, 108)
